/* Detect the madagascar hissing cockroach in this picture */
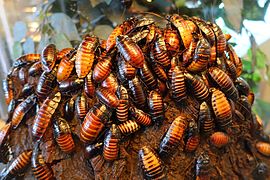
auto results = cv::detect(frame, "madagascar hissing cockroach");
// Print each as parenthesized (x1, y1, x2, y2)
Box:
(129, 29, 149, 43)
(235, 77, 250, 96)
(196, 153, 211, 180)
(85, 142, 103, 159)
(183, 34, 199, 67)
(64, 98, 75, 121)
(171, 66, 186, 103)
(96, 87, 119, 108)
(59, 78, 84, 96)
(84, 70, 96, 98)
(19, 84, 35, 99)
(7, 99, 17, 122)
(227, 44, 242, 77)
(225, 58, 237, 81)
(210, 23, 226, 58)
(167, 56, 179, 81)
(210, 131, 230, 148)
(256, 141, 270, 157)
(117, 55, 137, 81)
(118, 120, 140, 135)
(139, 146, 166, 179)
(138, 61, 158, 90)
(2, 74, 15, 105)
(116, 86, 129, 122)
(148, 90, 165, 125)
(0, 122, 12, 149)
(75, 93, 88, 122)
(93, 55, 112, 83)
(13, 54, 40, 68)
(103, 124, 121, 161)
(146, 24, 156, 44)
(56, 47, 73, 61)
(101, 73, 118, 94)
(164, 23, 180, 54)
(28, 61, 43, 77)
(56, 49, 76, 82)
(236, 95, 252, 120)
(184, 121, 200, 152)
(128, 76, 147, 108)
(198, 102, 214, 135)
(130, 106, 152, 126)
(106, 24, 124, 52)
(149, 55, 168, 82)
(32, 92, 61, 141)
(41, 44, 57, 72)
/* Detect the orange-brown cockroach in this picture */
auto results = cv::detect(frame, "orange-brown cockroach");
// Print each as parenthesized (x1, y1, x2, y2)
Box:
(56, 49, 76, 82)
(159, 114, 188, 154)
(184, 121, 200, 152)
(227, 44, 242, 77)
(198, 102, 214, 135)
(171, 66, 186, 103)
(56, 47, 73, 60)
(256, 141, 270, 156)
(196, 153, 211, 180)
(14, 54, 40, 67)
(101, 73, 118, 94)
(149, 55, 168, 82)
(84, 70, 96, 98)
(106, 24, 124, 52)
(96, 87, 119, 108)
(0, 122, 12, 148)
(117, 55, 137, 81)
(2, 74, 15, 105)
(146, 24, 156, 44)
(164, 24, 180, 54)
(75, 35, 99, 78)
(93, 55, 112, 83)
(103, 124, 121, 161)
(11, 94, 37, 129)
(116, 35, 144, 68)
(64, 98, 75, 121)
(59, 78, 84, 96)
(139, 146, 166, 179)
(209, 45, 217, 66)
(130, 29, 149, 43)
(210, 23, 226, 58)
(247, 91, 255, 106)
(116, 86, 129, 122)
(28, 61, 43, 77)
(225, 58, 237, 81)
(138, 61, 158, 90)
(118, 120, 140, 135)
(53, 117, 75, 153)
(183, 34, 199, 66)
(130, 106, 152, 126)
(210, 88, 232, 129)
(128, 76, 147, 108)
(75, 93, 88, 121)
(148, 90, 165, 125)
(167, 56, 179, 81)
(32, 92, 61, 140)
(0, 150, 32, 179)
(210, 131, 230, 148)
(235, 77, 250, 96)
(41, 44, 57, 72)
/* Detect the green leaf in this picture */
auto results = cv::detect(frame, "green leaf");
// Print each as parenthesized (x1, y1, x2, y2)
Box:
(49, 13, 81, 41)
(12, 41, 23, 59)
(242, 59, 251, 72)
(13, 21, 27, 42)
(256, 49, 267, 69)
(23, 37, 35, 54)
(52, 33, 72, 50)
(252, 70, 262, 83)
(38, 34, 50, 53)
(174, 0, 185, 8)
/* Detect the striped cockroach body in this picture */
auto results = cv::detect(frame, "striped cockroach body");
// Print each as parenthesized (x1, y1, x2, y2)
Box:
(41, 44, 57, 72)
(103, 124, 121, 161)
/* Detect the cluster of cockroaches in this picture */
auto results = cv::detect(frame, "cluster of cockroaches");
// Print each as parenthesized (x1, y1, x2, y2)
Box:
(0, 14, 270, 180)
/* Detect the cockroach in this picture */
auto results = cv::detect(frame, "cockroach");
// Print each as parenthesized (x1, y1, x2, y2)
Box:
(2, 74, 15, 105)
(41, 44, 57, 72)
(235, 77, 250, 96)
(103, 124, 121, 161)
(130, 106, 151, 126)
(247, 91, 255, 106)
(116, 86, 129, 122)
(106, 24, 124, 52)
(148, 90, 164, 125)
(7, 99, 17, 122)
(196, 153, 211, 180)
(146, 24, 156, 44)
(13, 54, 40, 68)
(138, 61, 158, 90)
(139, 146, 166, 179)
(256, 141, 270, 156)
(159, 114, 188, 154)
(11, 94, 37, 129)
(85, 142, 103, 159)
(227, 44, 242, 77)
(198, 102, 214, 135)
(210, 131, 229, 148)
(207, 67, 239, 101)
(56, 47, 73, 60)
(31, 144, 55, 180)
(75, 94, 88, 122)
(0, 143, 12, 164)
(64, 98, 75, 121)
(101, 73, 118, 94)
(53, 117, 75, 153)
(236, 95, 252, 120)
(184, 121, 200, 152)
(96, 87, 119, 108)
(0, 122, 12, 148)
(93, 55, 112, 83)
(185, 73, 209, 102)
(0, 150, 32, 179)
(75, 35, 99, 78)
(56, 49, 76, 82)
(224, 58, 237, 81)
(210, 23, 226, 58)
(158, 80, 168, 97)
(28, 61, 43, 77)
(210, 88, 232, 129)
(19, 84, 35, 99)
(164, 24, 180, 53)
(135, 17, 154, 28)
(117, 55, 137, 81)
(171, 66, 186, 103)
(183, 34, 199, 66)
(18, 66, 29, 85)
(32, 92, 61, 140)
(59, 78, 84, 95)
(130, 29, 149, 43)
(209, 45, 217, 66)
(84, 70, 96, 98)
(116, 35, 144, 68)
(80, 103, 111, 143)
(118, 120, 140, 135)
(128, 76, 147, 108)
(149, 55, 168, 82)
(167, 56, 179, 81)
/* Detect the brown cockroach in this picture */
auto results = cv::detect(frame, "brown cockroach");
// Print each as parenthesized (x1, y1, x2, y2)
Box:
(118, 120, 140, 135)
(56, 49, 76, 82)
(210, 131, 230, 148)
(93, 55, 112, 83)
(103, 124, 121, 161)
(198, 102, 214, 135)
(2, 74, 15, 105)
(28, 61, 43, 77)
(106, 24, 124, 52)
(130, 106, 152, 126)
(41, 44, 57, 72)
(56, 47, 73, 60)
(227, 44, 242, 77)
(128, 76, 147, 108)
(75, 93, 88, 122)
(210, 23, 226, 58)
(13, 54, 40, 68)
(59, 78, 84, 96)
(117, 55, 137, 81)
(148, 90, 165, 125)
(64, 98, 75, 121)
(116, 85, 129, 122)
(171, 66, 186, 103)
(96, 87, 119, 108)
(225, 57, 237, 81)
(164, 24, 180, 53)
(184, 121, 200, 152)
(130, 29, 149, 43)
(84, 70, 96, 98)
(101, 73, 118, 94)
(235, 77, 250, 96)
(149, 55, 168, 82)
(138, 61, 158, 90)
(183, 34, 199, 66)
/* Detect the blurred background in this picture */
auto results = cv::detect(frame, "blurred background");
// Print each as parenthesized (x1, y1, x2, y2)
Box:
(0, 0, 269, 131)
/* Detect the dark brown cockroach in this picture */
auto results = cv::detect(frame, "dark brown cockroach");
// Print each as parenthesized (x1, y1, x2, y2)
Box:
(207, 67, 239, 101)
(85, 142, 103, 159)
(159, 114, 188, 155)
(157, 79, 168, 97)
(196, 153, 211, 180)
(118, 120, 140, 135)
(164, 24, 180, 53)
(146, 24, 156, 44)
(28, 61, 43, 77)
(187, 34, 210, 73)
(103, 124, 121, 161)
(36, 66, 57, 101)
(117, 55, 137, 81)
(227, 44, 242, 77)
(75, 93, 88, 122)
(0, 122, 12, 149)
(101, 73, 118, 94)
(18, 66, 29, 85)
(130, 29, 149, 43)
(13, 54, 40, 68)
(11, 94, 37, 129)
(236, 95, 252, 119)
(75, 35, 99, 78)
(64, 98, 75, 121)
(210, 23, 226, 58)
(7, 99, 17, 122)
(185, 73, 209, 102)
(56, 47, 73, 60)
(41, 44, 57, 72)
(209, 45, 217, 66)
(148, 90, 165, 125)
(210, 131, 230, 148)
(139, 146, 166, 179)
(93, 55, 112, 83)
(198, 102, 214, 135)
(122, 17, 138, 34)
(184, 121, 200, 152)
(2, 74, 15, 105)
(0, 143, 12, 164)
(59, 78, 84, 95)
(256, 141, 270, 156)
(80, 103, 111, 143)
(106, 24, 124, 52)
(116, 35, 144, 68)
(96, 87, 119, 108)
(32, 92, 61, 140)
(0, 150, 32, 179)
(167, 56, 179, 81)
(210, 88, 232, 129)
(116, 86, 129, 122)
(235, 77, 250, 96)
(130, 106, 151, 126)
(56, 49, 76, 82)
(149, 55, 168, 82)
(224, 57, 237, 81)
(182, 34, 199, 66)
(128, 76, 147, 108)
(138, 61, 158, 90)
(171, 66, 186, 103)
(31, 144, 55, 180)
(53, 117, 75, 153)
(19, 84, 35, 99)
(84, 70, 96, 99)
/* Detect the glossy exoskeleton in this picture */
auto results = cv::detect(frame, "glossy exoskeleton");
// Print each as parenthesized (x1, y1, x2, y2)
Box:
(28, 61, 43, 77)
(41, 44, 57, 72)
(117, 55, 136, 81)
(93, 55, 112, 83)
(128, 76, 147, 108)
(235, 77, 250, 96)
(118, 120, 140, 135)
(64, 98, 75, 121)
(75, 94, 88, 122)
(171, 66, 186, 103)
(196, 153, 211, 180)
(106, 24, 124, 52)
(19, 84, 35, 99)
(84, 70, 96, 98)
(2, 74, 15, 105)
(138, 61, 158, 90)
(103, 124, 121, 161)
(148, 90, 165, 125)
(198, 102, 214, 135)
(116, 86, 129, 122)
(96, 87, 119, 108)
(210, 131, 229, 148)
(184, 121, 200, 152)
(85, 142, 103, 159)
(130, 106, 152, 126)
(59, 78, 84, 96)
(101, 73, 118, 94)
